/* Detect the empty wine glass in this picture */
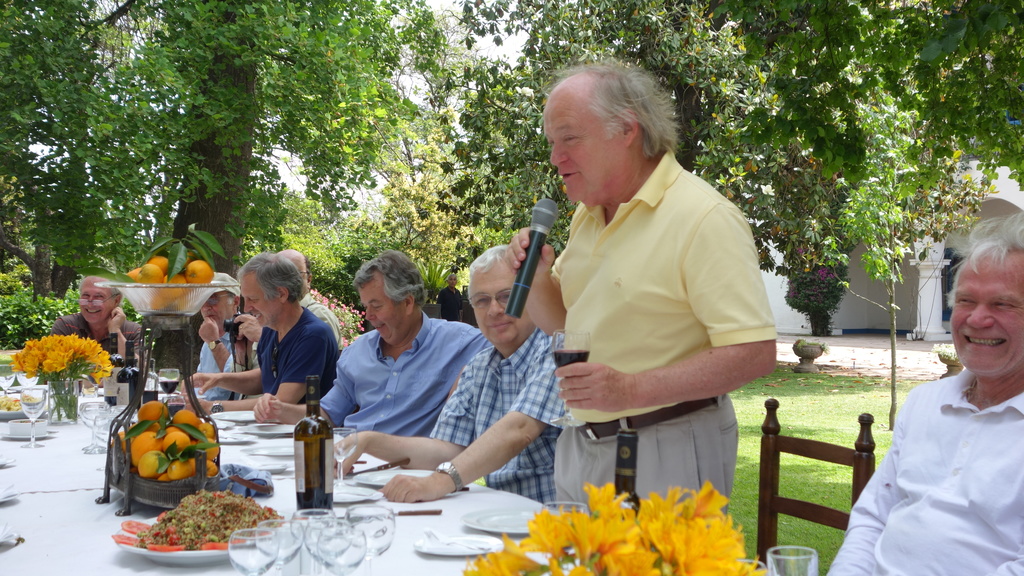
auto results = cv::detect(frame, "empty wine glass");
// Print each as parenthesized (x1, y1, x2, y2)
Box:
(292, 508, 336, 575)
(80, 401, 112, 453)
(228, 528, 278, 576)
(766, 546, 818, 576)
(19, 386, 48, 449)
(257, 519, 303, 576)
(333, 427, 358, 480)
(317, 522, 367, 576)
(0, 365, 14, 394)
(550, 329, 590, 427)
(346, 505, 394, 576)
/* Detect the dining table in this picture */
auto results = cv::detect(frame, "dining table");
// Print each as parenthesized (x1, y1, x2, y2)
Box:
(0, 402, 544, 575)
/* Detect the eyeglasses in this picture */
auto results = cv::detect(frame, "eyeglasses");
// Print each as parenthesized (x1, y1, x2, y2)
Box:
(203, 293, 231, 307)
(470, 289, 513, 310)
(78, 295, 116, 307)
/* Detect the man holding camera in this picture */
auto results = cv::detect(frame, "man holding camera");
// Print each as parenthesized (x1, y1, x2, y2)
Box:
(196, 273, 242, 401)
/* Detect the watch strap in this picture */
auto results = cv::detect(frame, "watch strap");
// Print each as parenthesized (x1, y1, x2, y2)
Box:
(435, 461, 463, 493)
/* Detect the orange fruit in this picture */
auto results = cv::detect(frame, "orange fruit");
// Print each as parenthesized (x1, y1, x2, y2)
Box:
(138, 450, 164, 479)
(185, 260, 215, 284)
(147, 255, 170, 275)
(138, 400, 168, 423)
(172, 410, 202, 429)
(203, 443, 220, 461)
(168, 273, 187, 284)
(157, 472, 172, 482)
(137, 263, 166, 284)
(126, 267, 142, 281)
(130, 430, 161, 466)
(162, 430, 191, 453)
(167, 459, 194, 481)
(198, 422, 216, 439)
(206, 461, 219, 477)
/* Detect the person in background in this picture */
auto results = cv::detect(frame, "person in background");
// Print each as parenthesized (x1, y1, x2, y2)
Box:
(192, 252, 337, 415)
(256, 250, 487, 436)
(279, 249, 344, 349)
(195, 272, 240, 402)
(339, 247, 562, 503)
(437, 272, 463, 322)
(52, 276, 141, 357)
(508, 60, 776, 502)
(829, 213, 1024, 576)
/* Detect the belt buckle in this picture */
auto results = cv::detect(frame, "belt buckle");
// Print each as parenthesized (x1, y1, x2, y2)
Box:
(583, 424, 599, 440)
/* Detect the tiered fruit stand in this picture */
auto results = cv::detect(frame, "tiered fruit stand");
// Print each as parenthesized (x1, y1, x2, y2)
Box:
(96, 281, 230, 515)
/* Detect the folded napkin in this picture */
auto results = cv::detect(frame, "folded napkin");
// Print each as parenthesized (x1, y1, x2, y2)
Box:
(0, 484, 17, 501)
(218, 463, 273, 497)
(0, 523, 23, 547)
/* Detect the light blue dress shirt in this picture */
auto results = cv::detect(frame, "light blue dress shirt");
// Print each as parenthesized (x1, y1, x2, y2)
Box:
(197, 332, 234, 401)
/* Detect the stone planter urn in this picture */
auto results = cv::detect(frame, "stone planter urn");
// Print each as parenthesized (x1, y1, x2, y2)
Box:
(933, 344, 963, 379)
(792, 341, 826, 374)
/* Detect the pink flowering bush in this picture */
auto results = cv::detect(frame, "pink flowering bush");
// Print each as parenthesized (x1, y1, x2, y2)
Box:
(310, 289, 366, 348)
(785, 264, 848, 336)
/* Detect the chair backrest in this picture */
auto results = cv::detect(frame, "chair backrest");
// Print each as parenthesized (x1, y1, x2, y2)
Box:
(756, 397, 876, 560)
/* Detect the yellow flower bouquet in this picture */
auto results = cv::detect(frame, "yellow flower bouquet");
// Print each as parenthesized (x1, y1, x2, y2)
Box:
(12, 334, 112, 422)
(465, 482, 764, 576)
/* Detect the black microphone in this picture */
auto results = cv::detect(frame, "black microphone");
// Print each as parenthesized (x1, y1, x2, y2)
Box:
(505, 198, 558, 318)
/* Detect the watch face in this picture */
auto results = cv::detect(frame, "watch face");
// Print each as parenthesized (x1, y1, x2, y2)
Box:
(211, 403, 224, 413)
(208, 340, 218, 350)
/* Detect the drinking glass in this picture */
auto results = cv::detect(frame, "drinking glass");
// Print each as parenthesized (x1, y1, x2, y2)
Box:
(543, 501, 590, 515)
(550, 329, 590, 427)
(164, 393, 186, 417)
(317, 522, 367, 576)
(766, 546, 818, 576)
(739, 558, 769, 574)
(333, 427, 358, 480)
(228, 528, 278, 576)
(257, 519, 303, 576)
(0, 365, 13, 393)
(346, 505, 394, 576)
(79, 401, 113, 453)
(158, 368, 180, 395)
(19, 386, 48, 449)
(292, 508, 336, 575)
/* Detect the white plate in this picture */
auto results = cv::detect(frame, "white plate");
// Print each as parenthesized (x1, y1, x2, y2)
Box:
(0, 457, 15, 468)
(237, 424, 293, 438)
(461, 508, 540, 535)
(248, 462, 290, 474)
(215, 434, 255, 446)
(2, 431, 49, 441)
(333, 485, 384, 504)
(0, 411, 25, 421)
(116, 543, 229, 566)
(353, 468, 435, 488)
(242, 446, 293, 458)
(211, 411, 257, 424)
(211, 420, 234, 430)
(414, 534, 503, 556)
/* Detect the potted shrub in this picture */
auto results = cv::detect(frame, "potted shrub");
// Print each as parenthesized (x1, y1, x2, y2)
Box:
(416, 261, 448, 318)
(792, 338, 829, 373)
(932, 343, 963, 378)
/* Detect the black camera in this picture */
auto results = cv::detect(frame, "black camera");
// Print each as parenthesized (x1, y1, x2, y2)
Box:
(223, 313, 242, 339)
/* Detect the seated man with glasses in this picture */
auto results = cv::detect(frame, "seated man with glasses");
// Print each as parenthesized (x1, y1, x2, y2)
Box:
(194, 272, 248, 402)
(52, 276, 141, 356)
(191, 253, 338, 415)
(336, 246, 563, 503)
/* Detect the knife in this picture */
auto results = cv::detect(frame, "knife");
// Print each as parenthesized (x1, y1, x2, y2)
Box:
(347, 458, 412, 477)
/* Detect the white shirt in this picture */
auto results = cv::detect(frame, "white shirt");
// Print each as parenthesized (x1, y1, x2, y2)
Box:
(829, 370, 1024, 576)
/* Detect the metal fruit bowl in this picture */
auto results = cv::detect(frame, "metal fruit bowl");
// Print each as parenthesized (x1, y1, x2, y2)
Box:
(99, 282, 232, 317)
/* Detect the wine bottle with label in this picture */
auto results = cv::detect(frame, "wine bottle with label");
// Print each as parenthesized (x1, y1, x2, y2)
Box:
(103, 333, 124, 407)
(294, 375, 334, 509)
(614, 428, 641, 511)
(117, 340, 138, 406)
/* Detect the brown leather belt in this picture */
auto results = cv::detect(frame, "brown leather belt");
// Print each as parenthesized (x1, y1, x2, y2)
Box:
(579, 397, 718, 440)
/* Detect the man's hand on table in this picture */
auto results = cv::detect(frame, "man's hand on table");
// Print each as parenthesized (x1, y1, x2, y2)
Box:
(380, 472, 454, 503)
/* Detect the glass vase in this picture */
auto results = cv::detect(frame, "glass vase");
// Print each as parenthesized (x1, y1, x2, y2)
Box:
(47, 379, 78, 424)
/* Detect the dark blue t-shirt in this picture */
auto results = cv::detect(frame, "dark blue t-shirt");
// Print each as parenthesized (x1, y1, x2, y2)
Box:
(256, 307, 337, 399)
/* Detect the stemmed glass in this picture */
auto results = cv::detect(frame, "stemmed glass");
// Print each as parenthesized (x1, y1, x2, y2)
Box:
(257, 519, 303, 576)
(19, 386, 48, 448)
(0, 365, 14, 394)
(158, 368, 180, 394)
(333, 427, 358, 480)
(292, 508, 336, 575)
(317, 521, 367, 576)
(228, 528, 278, 576)
(80, 401, 114, 453)
(550, 329, 590, 427)
(766, 545, 818, 576)
(346, 505, 394, 576)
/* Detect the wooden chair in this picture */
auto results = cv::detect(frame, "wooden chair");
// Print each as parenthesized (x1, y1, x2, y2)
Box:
(756, 397, 876, 560)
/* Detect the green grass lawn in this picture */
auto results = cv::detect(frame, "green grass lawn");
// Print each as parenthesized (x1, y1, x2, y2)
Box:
(729, 365, 925, 571)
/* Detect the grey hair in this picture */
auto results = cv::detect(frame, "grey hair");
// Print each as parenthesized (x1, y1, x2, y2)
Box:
(239, 252, 304, 303)
(354, 250, 425, 307)
(81, 276, 121, 298)
(948, 213, 1024, 306)
(468, 247, 512, 294)
(549, 60, 678, 159)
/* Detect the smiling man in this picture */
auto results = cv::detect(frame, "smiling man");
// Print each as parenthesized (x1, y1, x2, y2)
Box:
(52, 276, 141, 356)
(257, 250, 486, 436)
(337, 247, 563, 503)
(830, 213, 1024, 576)
(193, 252, 337, 415)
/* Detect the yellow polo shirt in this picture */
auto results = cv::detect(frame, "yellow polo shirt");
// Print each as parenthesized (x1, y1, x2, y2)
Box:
(552, 153, 776, 422)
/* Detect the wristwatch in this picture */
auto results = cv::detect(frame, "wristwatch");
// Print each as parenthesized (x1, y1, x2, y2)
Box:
(207, 340, 221, 351)
(435, 461, 463, 493)
(211, 402, 224, 414)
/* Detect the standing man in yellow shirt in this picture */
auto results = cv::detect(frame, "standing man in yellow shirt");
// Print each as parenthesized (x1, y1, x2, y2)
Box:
(509, 60, 777, 502)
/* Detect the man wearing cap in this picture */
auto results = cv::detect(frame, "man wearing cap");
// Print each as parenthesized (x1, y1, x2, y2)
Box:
(196, 272, 242, 401)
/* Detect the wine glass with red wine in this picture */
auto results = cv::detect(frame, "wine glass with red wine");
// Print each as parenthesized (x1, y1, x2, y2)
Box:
(550, 329, 590, 427)
(158, 368, 180, 395)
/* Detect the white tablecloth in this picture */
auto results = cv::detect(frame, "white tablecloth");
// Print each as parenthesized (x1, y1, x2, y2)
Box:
(0, 409, 541, 574)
